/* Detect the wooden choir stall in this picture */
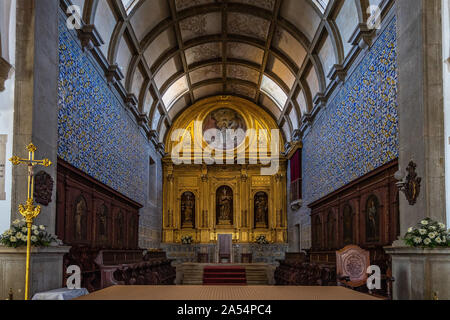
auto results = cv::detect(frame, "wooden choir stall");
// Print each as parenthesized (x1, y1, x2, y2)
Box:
(276, 160, 399, 298)
(56, 159, 175, 292)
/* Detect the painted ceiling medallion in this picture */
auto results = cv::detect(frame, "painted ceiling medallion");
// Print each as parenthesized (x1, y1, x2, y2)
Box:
(202, 108, 247, 150)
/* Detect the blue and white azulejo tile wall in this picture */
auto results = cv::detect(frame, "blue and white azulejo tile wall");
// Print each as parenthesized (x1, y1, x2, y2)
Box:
(302, 16, 399, 205)
(57, 16, 149, 204)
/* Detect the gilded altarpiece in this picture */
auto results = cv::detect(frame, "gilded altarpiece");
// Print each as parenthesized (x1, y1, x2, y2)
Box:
(162, 97, 288, 245)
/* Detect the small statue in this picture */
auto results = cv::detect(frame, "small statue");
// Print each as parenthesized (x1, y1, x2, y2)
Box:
(255, 192, 268, 227)
(218, 187, 232, 223)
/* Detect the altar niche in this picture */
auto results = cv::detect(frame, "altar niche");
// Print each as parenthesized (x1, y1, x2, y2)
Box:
(162, 96, 288, 245)
(254, 192, 268, 228)
(181, 191, 196, 228)
(216, 186, 233, 226)
(365, 195, 380, 243)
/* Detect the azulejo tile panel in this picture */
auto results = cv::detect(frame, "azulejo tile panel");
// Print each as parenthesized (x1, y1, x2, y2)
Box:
(57, 16, 148, 204)
(303, 17, 398, 205)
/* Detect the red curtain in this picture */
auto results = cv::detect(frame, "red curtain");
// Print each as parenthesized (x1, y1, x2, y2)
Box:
(290, 150, 301, 182)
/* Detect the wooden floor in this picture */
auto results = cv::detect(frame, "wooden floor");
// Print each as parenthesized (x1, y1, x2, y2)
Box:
(77, 286, 380, 300)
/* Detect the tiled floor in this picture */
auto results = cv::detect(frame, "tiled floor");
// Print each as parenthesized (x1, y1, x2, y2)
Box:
(77, 285, 380, 300)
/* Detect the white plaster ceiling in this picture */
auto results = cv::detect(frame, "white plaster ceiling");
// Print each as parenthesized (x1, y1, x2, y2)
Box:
(73, 0, 381, 142)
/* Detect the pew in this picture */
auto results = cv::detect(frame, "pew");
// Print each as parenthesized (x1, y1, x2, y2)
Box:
(95, 250, 176, 288)
(274, 258, 336, 287)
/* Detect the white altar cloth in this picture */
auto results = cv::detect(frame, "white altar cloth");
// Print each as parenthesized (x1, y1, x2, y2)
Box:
(32, 288, 89, 300)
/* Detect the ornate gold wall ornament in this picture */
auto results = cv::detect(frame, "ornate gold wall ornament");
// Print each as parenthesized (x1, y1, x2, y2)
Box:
(275, 173, 283, 182)
(240, 166, 248, 182)
(201, 164, 208, 182)
(397, 161, 421, 205)
(162, 96, 287, 244)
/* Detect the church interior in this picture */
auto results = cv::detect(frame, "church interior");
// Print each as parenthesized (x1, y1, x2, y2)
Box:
(0, 0, 449, 303)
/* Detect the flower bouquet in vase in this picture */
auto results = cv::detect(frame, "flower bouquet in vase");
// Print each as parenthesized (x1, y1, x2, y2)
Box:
(181, 235, 193, 245)
(0, 219, 62, 248)
(404, 218, 450, 248)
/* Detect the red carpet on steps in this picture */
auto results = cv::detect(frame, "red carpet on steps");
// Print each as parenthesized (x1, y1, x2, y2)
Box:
(203, 266, 247, 285)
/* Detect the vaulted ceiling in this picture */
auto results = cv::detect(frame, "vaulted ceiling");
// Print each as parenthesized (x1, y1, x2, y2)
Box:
(71, 0, 386, 144)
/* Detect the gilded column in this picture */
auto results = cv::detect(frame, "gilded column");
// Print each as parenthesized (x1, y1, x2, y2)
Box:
(240, 165, 249, 241)
(200, 164, 210, 242)
(165, 164, 175, 242)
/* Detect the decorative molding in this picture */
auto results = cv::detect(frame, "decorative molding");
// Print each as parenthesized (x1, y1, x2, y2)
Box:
(77, 24, 104, 52)
(283, 140, 302, 160)
(34, 171, 54, 206)
(349, 23, 375, 50)
(125, 93, 140, 119)
(312, 93, 327, 118)
(156, 142, 166, 157)
(0, 57, 12, 92)
(105, 64, 124, 86)
(290, 199, 302, 211)
(328, 64, 347, 83)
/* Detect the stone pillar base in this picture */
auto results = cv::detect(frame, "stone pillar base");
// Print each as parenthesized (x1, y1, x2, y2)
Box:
(0, 245, 71, 300)
(384, 245, 450, 300)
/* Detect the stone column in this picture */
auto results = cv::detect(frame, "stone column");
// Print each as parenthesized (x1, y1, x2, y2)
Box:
(396, 0, 446, 231)
(386, 0, 449, 300)
(11, 0, 58, 233)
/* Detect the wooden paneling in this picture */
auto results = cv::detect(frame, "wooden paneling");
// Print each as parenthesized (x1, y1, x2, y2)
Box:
(309, 160, 399, 264)
(56, 159, 142, 249)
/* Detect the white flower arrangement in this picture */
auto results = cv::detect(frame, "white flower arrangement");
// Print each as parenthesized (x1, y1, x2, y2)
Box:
(181, 235, 193, 245)
(255, 235, 269, 245)
(0, 219, 60, 248)
(404, 218, 449, 248)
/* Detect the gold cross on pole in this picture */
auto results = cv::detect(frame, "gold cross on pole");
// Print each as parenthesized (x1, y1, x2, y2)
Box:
(9, 143, 52, 300)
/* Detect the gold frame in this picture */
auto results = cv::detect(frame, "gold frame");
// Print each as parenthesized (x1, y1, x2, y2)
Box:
(162, 96, 287, 244)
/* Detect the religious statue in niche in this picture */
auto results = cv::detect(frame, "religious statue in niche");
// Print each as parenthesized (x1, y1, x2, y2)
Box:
(116, 211, 124, 247)
(343, 204, 353, 245)
(34, 171, 54, 206)
(216, 186, 233, 225)
(327, 211, 335, 248)
(254, 192, 268, 228)
(129, 214, 136, 247)
(202, 108, 247, 150)
(74, 196, 87, 241)
(314, 215, 322, 249)
(181, 192, 195, 228)
(97, 204, 108, 242)
(365, 196, 380, 242)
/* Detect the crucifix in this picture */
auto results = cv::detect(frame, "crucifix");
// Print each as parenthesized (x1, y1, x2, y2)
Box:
(9, 143, 52, 300)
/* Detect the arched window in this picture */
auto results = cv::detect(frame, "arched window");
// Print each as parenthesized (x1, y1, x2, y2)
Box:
(121, 0, 139, 14)
(312, 0, 329, 13)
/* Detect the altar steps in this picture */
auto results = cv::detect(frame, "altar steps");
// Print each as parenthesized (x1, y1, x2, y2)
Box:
(203, 267, 246, 285)
(178, 263, 272, 285)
